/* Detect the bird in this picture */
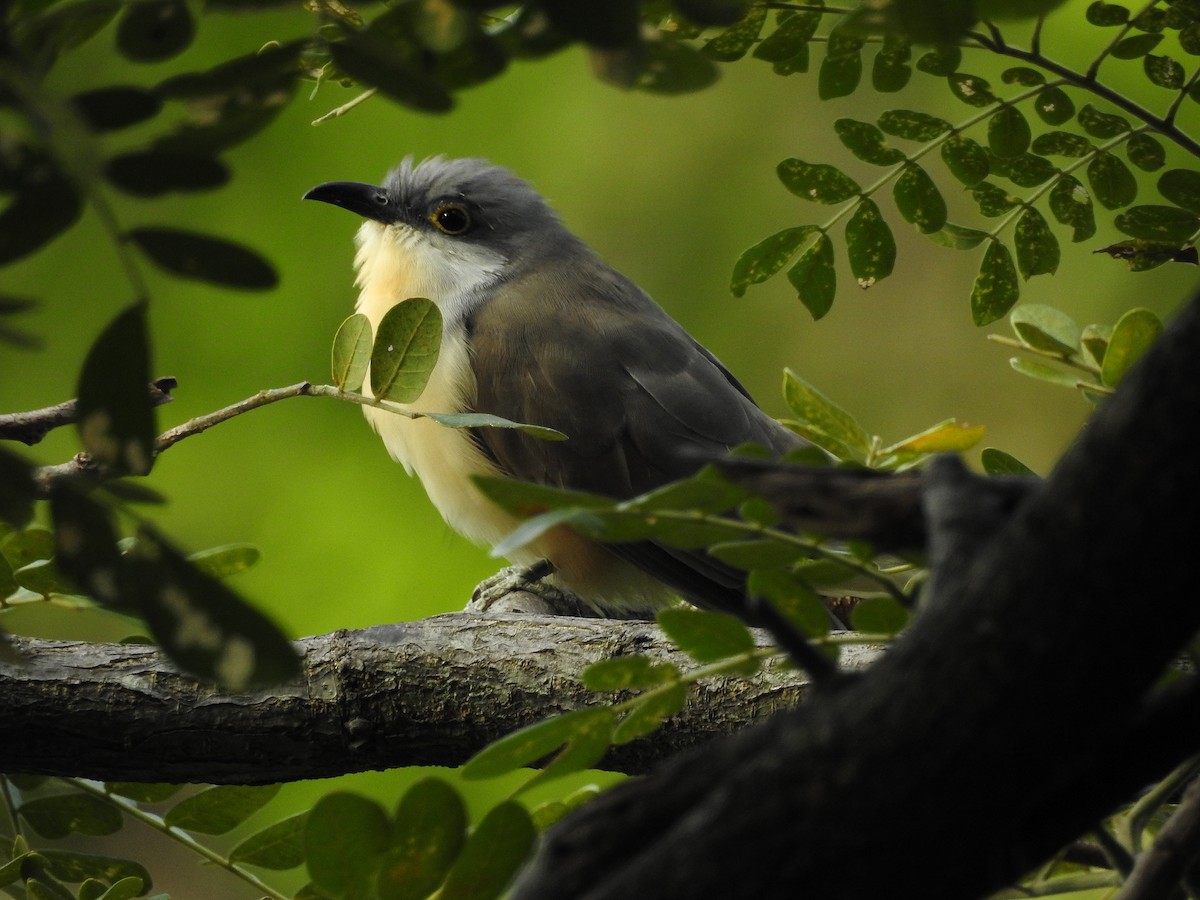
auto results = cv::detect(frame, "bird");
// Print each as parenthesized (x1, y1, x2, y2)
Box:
(304, 156, 808, 623)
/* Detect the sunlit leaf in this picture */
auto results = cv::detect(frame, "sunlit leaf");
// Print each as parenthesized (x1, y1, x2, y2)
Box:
(948, 72, 997, 107)
(787, 232, 837, 320)
(464, 708, 614, 779)
(437, 803, 535, 900)
(582, 656, 680, 692)
(782, 368, 870, 461)
(845, 200, 895, 288)
(1030, 131, 1092, 157)
(1087, 152, 1137, 209)
(879, 420, 985, 456)
(1144, 53, 1185, 88)
(1014, 208, 1060, 279)
(1009, 357, 1082, 388)
(371, 298, 442, 403)
(893, 163, 947, 233)
(850, 595, 910, 635)
(1101, 308, 1163, 386)
(612, 683, 689, 744)
(1081, 323, 1112, 368)
(188, 543, 260, 579)
(729, 226, 816, 297)
(834, 119, 906, 166)
(971, 240, 1020, 326)
(331, 313, 372, 391)
(657, 607, 755, 663)
(129, 227, 278, 289)
(1010, 304, 1080, 355)
(776, 158, 861, 203)
(878, 109, 951, 141)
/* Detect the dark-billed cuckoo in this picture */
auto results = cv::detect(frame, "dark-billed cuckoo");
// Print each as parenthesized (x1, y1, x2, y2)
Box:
(304, 157, 806, 621)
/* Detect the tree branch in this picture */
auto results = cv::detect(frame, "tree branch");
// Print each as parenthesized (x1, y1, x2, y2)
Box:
(0, 378, 177, 446)
(0, 613, 879, 783)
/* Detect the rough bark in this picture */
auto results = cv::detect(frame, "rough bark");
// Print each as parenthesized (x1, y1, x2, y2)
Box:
(510, 288, 1200, 900)
(0, 614, 879, 783)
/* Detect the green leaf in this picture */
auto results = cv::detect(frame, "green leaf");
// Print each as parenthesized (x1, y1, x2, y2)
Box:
(635, 40, 720, 93)
(1181, 21, 1200, 54)
(518, 709, 615, 793)
(305, 793, 391, 895)
(72, 87, 162, 132)
(707, 538, 805, 570)
(990, 152, 1057, 188)
(49, 484, 126, 607)
(188, 543, 260, 579)
(1081, 323, 1112, 367)
(1087, 1, 1130, 25)
(582, 656, 680, 692)
(0, 153, 84, 265)
(1049, 175, 1097, 242)
(36, 852, 150, 893)
(165, 784, 279, 835)
(787, 232, 837, 320)
(75, 304, 155, 477)
(1101, 308, 1163, 385)
(116, 0, 194, 62)
(1087, 152, 1138, 209)
(776, 158, 861, 203)
(849, 595, 910, 635)
(464, 708, 613, 779)
(782, 368, 870, 461)
(844, 199, 895, 288)
(947, 72, 997, 107)
(105, 783, 180, 803)
(834, 119, 906, 166)
(437, 803, 535, 900)
(1001, 66, 1045, 85)
(1009, 357, 1083, 388)
(20, 795, 124, 838)
(988, 105, 1031, 158)
(871, 35, 912, 92)
(1010, 304, 1080, 355)
(878, 419, 986, 459)
(1078, 103, 1131, 137)
(753, 11, 820, 63)
(877, 109, 951, 141)
(1014, 208, 1061, 279)
(894, 163, 947, 233)
(980, 447, 1037, 476)
(422, 412, 566, 442)
(941, 135, 990, 185)
(128, 227, 278, 290)
(612, 683, 689, 744)
(729, 226, 816, 297)
(332, 313, 372, 391)
(1111, 32, 1163, 58)
(3, 526, 55, 568)
(105, 151, 230, 198)
(747, 568, 829, 638)
(377, 779, 466, 900)
(701, 7, 765, 61)
(819, 33, 862, 99)
(916, 45, 961, 76)
(1034, 86, 1075, 125)
(89, 876, 145, 900)
(1157, 168, 1200, 213)
(230, 812, 308, 870)
(129, 526, 301, 689)
(928, 223, 989, 250)
(1144, 53, 1185, 88)
(1114, 204, 1200, 240)
(969, 181, 1020, 217)
(330, 29, 453, 112)
(371, 298, 442, 403)
(971, 241, 1020, 326)
(619, 465, 749, 516)
(1094, 239, 1200, 270)
(1127, 133, 1166, 171)
(657, 607, 755, 663)
(1030, 131, 1093, 157)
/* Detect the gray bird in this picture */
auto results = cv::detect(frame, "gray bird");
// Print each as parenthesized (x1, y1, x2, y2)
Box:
(304, 157, 806, 622)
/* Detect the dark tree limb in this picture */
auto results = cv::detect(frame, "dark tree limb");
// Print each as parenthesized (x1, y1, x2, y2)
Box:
(0, 613, 879, 783)
(510, 287, 1200, 900)
(0, 378, 176, 447)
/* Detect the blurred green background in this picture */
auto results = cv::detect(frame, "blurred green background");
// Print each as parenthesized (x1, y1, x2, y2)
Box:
(3, 3, 1200, 894)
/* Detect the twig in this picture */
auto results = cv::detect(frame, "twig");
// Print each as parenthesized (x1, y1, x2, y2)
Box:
(0, 378, 177, 446)
(1117, 774, 1200, 900)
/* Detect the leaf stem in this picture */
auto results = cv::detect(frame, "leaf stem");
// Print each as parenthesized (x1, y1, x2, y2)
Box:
(61, 779, 291, 900)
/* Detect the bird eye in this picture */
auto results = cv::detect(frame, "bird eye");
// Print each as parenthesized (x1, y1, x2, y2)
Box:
(431, 203, 472, 235)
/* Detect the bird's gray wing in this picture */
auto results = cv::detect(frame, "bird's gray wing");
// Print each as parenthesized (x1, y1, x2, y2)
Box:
(464, 257, 804, 618)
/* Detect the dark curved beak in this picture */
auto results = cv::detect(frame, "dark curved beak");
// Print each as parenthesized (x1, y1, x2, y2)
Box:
(303, 181, 396, 224)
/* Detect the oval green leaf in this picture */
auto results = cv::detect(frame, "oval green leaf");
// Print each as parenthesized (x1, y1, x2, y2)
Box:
(1087, 152, 1137, 209)
(1127, 133, 1166, 172)
(612, 683, 689, 744)
(1101, 308, 1163, 386)
(657, 607, 755, 663)
(844, 199, 895, 288)
(377, 778, 467, 900)
(941, 135, 990, 185)
(776, 158, 861, 203)
(834, 119, 906, 166)
(1049, 175, 1097, 242)
(1010, 304, 1080, 355)
(116, 0, 194, 62)
(1030, 130, 1092, 157)
(877, 109, 951, 141)
(371, 298, 442, 403)
(463, 708, 613, 780)
(988, 105, 1031, 158)
(72, 86, 162, 131)
(305, 793, 391, 895)
(187, 543, 260, 579)
(1157, 168, 1200, 214)
(128, 227, 278, 289)
(1034, 86, 1075, 125)
(1144, 54, 1185, 89)
(229, 812, 308, 870)
(1078, 103, 1130, 137)
(729, 226, 816, 297)
(948, 72, 997, 107)
(981, 447, 1037, 476)
(582, 655, 681, 692)
(105, 151, 230, 198)
(782, 368, 870, 459)
(971, 240, 1020, 326)
(1014, 207, 1061, 279)
(894, 163, 947, 233)
(332, 313, 372, 391)
(786, 231, 836, 320)
(1114, 204, 1200, 241)
(165, 784, 279, 835)
(437, 803, 535, 900)
(20, 795, 123, 839)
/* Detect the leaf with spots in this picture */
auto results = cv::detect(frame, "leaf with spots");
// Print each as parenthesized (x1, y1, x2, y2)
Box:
(1031, 131, 1093, 158)
(1144, 53, 1185, 88)
(1087, 152, 1138, 209)
(845, 200, 895, 288)
(1126, 133, 1166, 172)
(1078, 104, 1130, 138)
(76, 304, 156, 477)
(834, 119, 906, 166)
(127, 526, 300, 689)
(941, 135, 990, 186)
(1034, 86, 1075, 125)
(776, 159, 861, 203)
(988, 105, 1031, 158)
(971, 241, 1020, 326)
(871, 35, 911, 92)
(701, 6, 765, 61)
(753, 10, 820, 64)
(1114, 205, 1200, 241)
(49, 484, 129, 610)
(165, 784, 280, 835)
(371, 298, 442, 403)
(1111, 32, 1162, 59)
(893, 163, 947, 233)
(1014, 207, 1060, 279)
(948, 72, 997, 108)
(787, 232, 837, 320)
(969, 181, 1020, 217)
(1049, 175, 1097, 242)
(877, 109, 951, 142)
(819, 32, 863, 99)
(730, 226, 817, 297)
(1157, 168, 1200, 214)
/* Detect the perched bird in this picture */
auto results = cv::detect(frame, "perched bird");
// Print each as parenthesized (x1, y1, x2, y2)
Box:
(305, 157, 806, 621)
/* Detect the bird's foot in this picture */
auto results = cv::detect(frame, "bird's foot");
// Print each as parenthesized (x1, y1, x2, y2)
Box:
(468, 561, 605, 617)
